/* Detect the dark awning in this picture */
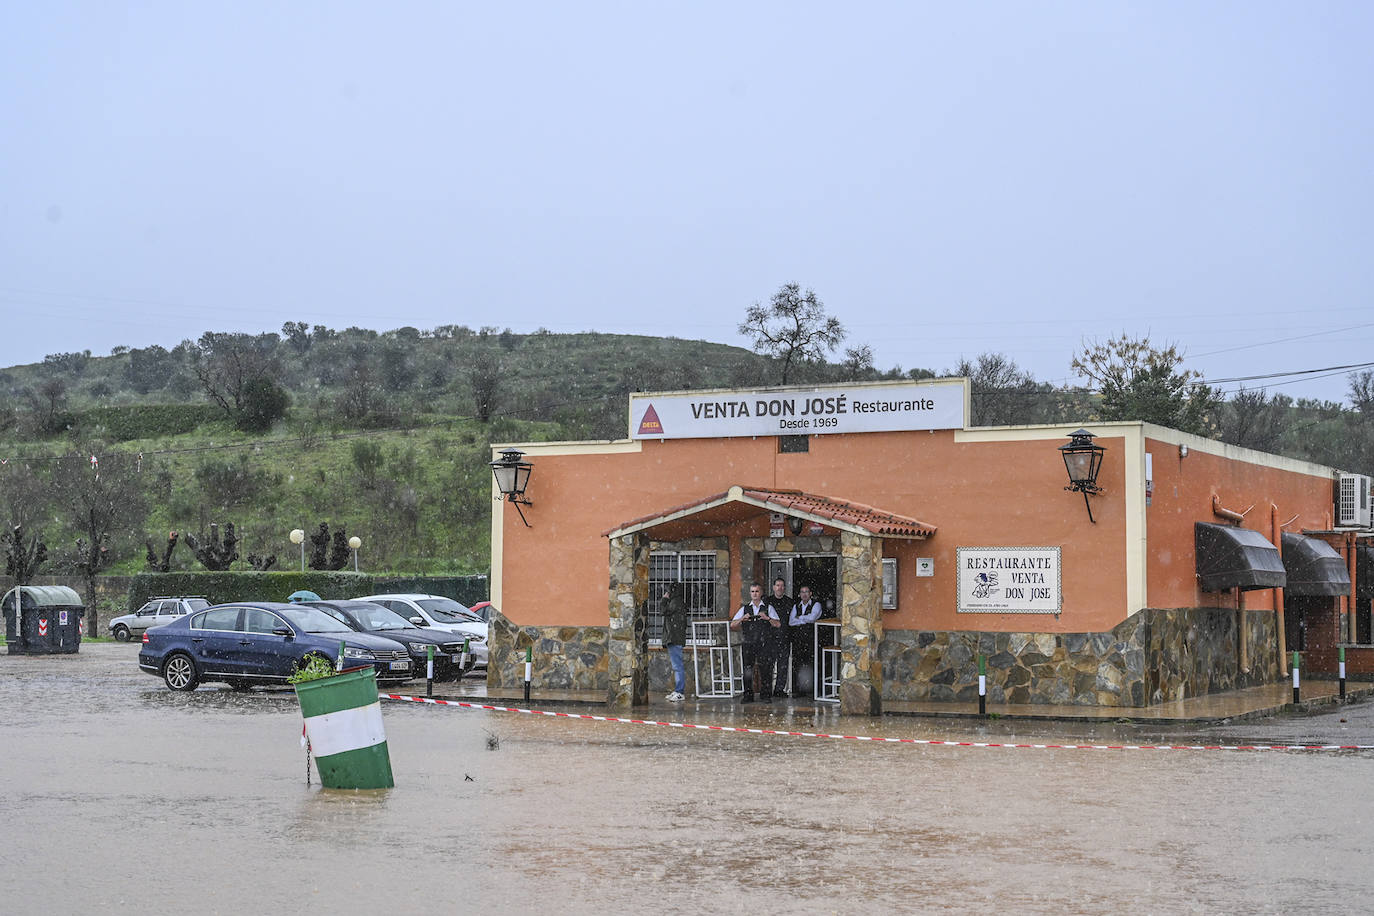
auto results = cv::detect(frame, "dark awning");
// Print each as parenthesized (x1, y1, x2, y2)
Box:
(1195, 522, 1286, 592)
(1359, 545, 1374, 599)
(1281, 533, 1352, 597)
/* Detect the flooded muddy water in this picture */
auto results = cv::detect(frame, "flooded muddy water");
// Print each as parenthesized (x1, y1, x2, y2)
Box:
(4, 644, 1373, 913)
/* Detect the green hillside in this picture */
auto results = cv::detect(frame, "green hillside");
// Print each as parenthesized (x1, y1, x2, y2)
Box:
(2, 325, 1369, 586)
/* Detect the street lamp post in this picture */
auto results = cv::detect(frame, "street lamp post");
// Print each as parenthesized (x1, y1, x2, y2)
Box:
(349, 535, 362, 572)
(289, 528, 305, 572)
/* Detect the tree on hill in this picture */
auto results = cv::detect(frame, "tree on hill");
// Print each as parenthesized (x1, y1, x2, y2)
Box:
(1071, 335, 1220, 435)
(125, 345, 175, 393)
(739, 283, 846, 383)
(191, 332, 289, 431)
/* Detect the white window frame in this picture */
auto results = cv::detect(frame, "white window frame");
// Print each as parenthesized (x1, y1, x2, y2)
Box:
(881, 557, 898, 610)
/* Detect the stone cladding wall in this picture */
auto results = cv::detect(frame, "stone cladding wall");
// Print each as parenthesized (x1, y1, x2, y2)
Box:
(838, 530, 883, 714)
(486, 610, 609, 690)
(880, 606, 1281, 707)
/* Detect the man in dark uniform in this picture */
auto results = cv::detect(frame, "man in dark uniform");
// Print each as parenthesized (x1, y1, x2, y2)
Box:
(730, 583, 779, 702)
(787, 584, 823, 697)
(767, 577, 793, 698)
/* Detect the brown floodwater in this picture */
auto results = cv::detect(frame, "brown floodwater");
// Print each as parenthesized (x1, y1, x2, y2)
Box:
(4, 644, 1373, 913)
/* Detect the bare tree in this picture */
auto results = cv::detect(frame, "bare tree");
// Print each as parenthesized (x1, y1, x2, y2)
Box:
(839, 345, 876, 381)
(3, 525, 47, 586)
(145, 530, 179, 572)
(469, 360, 502, 422)
(50, 449, 149, 635)
(738, 283, 845, 383)
(953, 352, 1041, 426)
(25, 377, 71, 434)
(1, 462, 50, 532)
(186, 523, 239, 571)
(1349, 369, 1374, 415)
(1218, 387, 1290, 453)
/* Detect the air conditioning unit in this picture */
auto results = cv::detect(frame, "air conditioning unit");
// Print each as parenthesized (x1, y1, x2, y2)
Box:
(1337, 473, 1372, 527)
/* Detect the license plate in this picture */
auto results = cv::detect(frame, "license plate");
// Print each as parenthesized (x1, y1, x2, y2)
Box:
(389, 660, 410, 671)
(453, 653, 466, 663)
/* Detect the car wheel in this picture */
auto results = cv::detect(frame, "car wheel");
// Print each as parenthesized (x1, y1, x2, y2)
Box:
(162, 653, 199, 691)
(112, 625, 131, 642)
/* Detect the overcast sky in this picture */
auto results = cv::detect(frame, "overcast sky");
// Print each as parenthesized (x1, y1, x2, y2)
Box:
(3, 2, 1371, 404)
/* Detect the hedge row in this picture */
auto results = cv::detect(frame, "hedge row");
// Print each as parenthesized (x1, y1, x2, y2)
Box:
(128, 572, 488, 610)
(78, 404, 224, 441)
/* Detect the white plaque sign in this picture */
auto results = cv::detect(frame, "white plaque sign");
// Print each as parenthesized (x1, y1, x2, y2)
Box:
(629, 380, 967, 440)
(957, 547, 1061, 614)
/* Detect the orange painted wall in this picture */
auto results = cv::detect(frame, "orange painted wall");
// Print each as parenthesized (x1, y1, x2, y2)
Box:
(1144, 438, 1335, 612)
(497, 428, 1135, 632)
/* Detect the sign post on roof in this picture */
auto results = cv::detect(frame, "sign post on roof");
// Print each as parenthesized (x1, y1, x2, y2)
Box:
(628, 379, 968, 440)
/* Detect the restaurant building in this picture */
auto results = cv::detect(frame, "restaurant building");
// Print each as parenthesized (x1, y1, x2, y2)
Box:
(486, 379, 1372, 714)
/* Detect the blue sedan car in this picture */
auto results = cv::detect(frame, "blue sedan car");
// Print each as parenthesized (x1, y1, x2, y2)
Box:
(139, 601, 413, 691)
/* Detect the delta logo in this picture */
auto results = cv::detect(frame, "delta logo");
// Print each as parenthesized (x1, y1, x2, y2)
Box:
(637, 404, 664, 436)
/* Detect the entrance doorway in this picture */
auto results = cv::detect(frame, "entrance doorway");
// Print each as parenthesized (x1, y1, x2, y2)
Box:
(765, 555, 839, 616)
(765, 554, 839, 696)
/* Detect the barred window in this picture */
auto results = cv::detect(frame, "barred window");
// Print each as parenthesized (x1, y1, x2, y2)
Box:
(647, 552, 716, 645)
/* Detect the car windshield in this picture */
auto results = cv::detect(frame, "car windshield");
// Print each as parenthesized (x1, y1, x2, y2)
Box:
(351, 604, 411, 630)
(185, 598, 210, 611)
(415, 598, 477, 623)
(279, 605, 355, 633)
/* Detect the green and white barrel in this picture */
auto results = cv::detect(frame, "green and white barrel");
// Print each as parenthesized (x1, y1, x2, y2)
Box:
(295, 666, 394, 789)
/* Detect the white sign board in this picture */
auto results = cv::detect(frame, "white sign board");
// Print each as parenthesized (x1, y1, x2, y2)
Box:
(957, 547, 1062, 614)
(629, 380, 967, 440)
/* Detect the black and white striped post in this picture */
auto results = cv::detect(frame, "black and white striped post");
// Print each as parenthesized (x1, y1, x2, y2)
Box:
(978, 654, 987, 716)
(1292, 650, 1301, 704)
(459, 637, 471, 676)
(1339, 646, 1347, 700)
(524, 645, 533, 703)
(426, 644, 435, 698)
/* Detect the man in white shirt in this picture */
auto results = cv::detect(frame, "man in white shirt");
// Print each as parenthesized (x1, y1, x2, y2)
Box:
(787, 585, 823, 697)
(730, 583, 779, 703)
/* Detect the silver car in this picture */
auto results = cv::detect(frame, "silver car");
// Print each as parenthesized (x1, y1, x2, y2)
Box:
(109, 597, 210, 641)
(353, 593, 488, 670)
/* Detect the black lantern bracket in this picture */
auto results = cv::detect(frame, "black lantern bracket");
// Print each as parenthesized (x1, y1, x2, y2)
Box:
(1059, 428, 1105, 523)
(490, 448, 534, 527)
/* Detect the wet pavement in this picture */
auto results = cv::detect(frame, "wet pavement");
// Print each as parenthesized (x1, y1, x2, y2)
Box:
(5, 643, 1374, 913)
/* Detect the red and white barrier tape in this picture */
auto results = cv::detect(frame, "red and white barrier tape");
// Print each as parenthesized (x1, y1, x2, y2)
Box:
(380, 694, 1374, 753)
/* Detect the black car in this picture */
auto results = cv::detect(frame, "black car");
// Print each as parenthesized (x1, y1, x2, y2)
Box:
(306, 600, 476, 681)
(139, 601, 413, 691)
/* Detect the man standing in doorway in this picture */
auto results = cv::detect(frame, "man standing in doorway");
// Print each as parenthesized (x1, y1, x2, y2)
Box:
(768, 577, 793, 698)
(730, 583, 779, 703)
(788, 585, 823, 697)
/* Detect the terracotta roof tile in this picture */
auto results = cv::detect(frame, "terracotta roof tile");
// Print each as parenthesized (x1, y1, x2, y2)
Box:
(604, 486, 935, 539)
(742, 488, 936, 539)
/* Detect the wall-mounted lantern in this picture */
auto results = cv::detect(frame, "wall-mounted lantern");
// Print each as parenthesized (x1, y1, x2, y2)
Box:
(788, 516, 806, 536)
(1059, 428, 1105, 523)
(490, 448, 534, 527)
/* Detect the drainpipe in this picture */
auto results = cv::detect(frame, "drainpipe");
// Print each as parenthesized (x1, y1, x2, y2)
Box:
(1236, 586, 1248, 674)
(1346, 531, 1357, 645)
(1273, 505, 1287, 676)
